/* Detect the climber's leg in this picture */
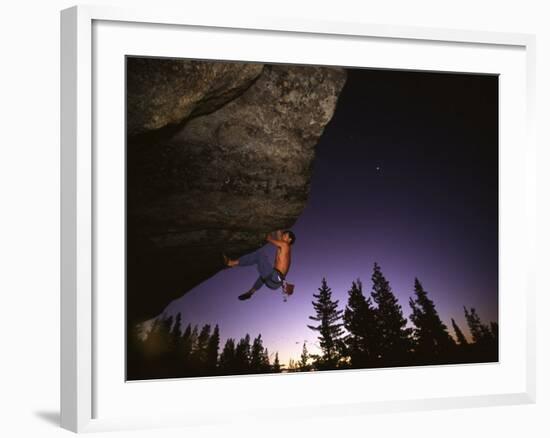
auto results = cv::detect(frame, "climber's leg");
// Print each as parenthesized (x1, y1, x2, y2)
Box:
(256, 251, 273, 278)
(236, 248, 262, 267)
(237, 251, 273, 300)
(238, 275, 264, 301)
(233, 248, 277, 301)
(235, 248, 273, 277)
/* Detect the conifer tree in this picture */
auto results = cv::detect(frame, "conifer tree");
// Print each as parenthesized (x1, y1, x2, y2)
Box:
(272, 352, 281, 373)
(197, 324, 211, 353)
(370, 263, 412, 364)
(307, 278, 344, 369)
(189, 325, 199, 352)
(250, 334, 266, 373)
(235, 334, 251, 373)
(409, 278, 455, 359)
(451, 318, 468, 346)
(179, 323, 193, 363)
(185, 324, 199, 372)
(165, 312, 183, 373)
(463, 307, 492, 344)
(171, 313, 182, 337)
(343, 279, 378, 368)
(463, 307, 498, 362)
(206, 324, 220, 374)
(262, 348, 271, 372)
(161, 314, 174, 333)
(192, 324, 211, 368)
(299, 342, 310, 371)
(219, 338, 237, 374)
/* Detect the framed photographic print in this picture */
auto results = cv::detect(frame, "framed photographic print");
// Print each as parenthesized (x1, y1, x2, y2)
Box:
(61, 4, 536, 433)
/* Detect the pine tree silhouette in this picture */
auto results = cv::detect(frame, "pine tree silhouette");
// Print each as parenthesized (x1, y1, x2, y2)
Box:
(262, 348, 271, 373)
(463, 307, 498, 362)
(235, 334, 252, 374)
(463, 307, 492, 344)
(219, 338, 237, 374)
(189, 325, 199, 351)
(251, 334, 267, 373)
(179, 323, 193, 363)
(272, 352, 281, 373)
(307, 277, 344, 370)
(166, 313, 184, 375)
(370, 263, 412, 365)
(197, 325, 211, 361)
(409, 278, 455, 362)
(343, 279, 378, 368)
(451, 318, 468, 346)
(206, 324, 220, 374)
(171, 313, 183, 338)
(299, 342, 310, 371)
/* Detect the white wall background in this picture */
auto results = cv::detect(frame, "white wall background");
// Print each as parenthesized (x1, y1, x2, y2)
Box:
(0, 0, 547, 436)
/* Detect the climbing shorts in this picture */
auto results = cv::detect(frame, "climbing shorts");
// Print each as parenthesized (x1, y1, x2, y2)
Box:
(261, 268, 285, 290)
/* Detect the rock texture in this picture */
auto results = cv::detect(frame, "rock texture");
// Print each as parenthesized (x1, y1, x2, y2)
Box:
(127, 58, 265, 136)
(127, 57, 347, 324)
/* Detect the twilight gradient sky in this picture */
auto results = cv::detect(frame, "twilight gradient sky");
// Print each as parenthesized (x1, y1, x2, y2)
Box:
(162, 67, 499, 366)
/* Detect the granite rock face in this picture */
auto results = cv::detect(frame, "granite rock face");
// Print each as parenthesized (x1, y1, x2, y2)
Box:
(127, 58, 347, 324)
(127, 58, 265, 136)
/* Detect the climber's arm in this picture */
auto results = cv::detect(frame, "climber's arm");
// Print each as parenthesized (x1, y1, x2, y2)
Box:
(267, 230, 283, 240)
(266, 232, 288, 249)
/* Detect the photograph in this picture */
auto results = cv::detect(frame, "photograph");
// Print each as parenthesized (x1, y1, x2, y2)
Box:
(125, 56, 499, 381)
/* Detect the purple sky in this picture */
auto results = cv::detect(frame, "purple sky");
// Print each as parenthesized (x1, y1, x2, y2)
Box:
(162, 67, 499, 366)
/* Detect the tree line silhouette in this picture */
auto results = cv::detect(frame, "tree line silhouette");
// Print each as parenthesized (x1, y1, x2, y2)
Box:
(308, 263, 497, 371)
(127, 262, 497, 380)
(127, 312, 283, 380)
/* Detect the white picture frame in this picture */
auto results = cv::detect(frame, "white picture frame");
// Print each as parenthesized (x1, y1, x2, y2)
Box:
(60, 4, 536, 433)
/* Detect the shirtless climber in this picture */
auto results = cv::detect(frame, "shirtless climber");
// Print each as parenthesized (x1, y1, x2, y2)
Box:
(223, 230, 296, 301)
